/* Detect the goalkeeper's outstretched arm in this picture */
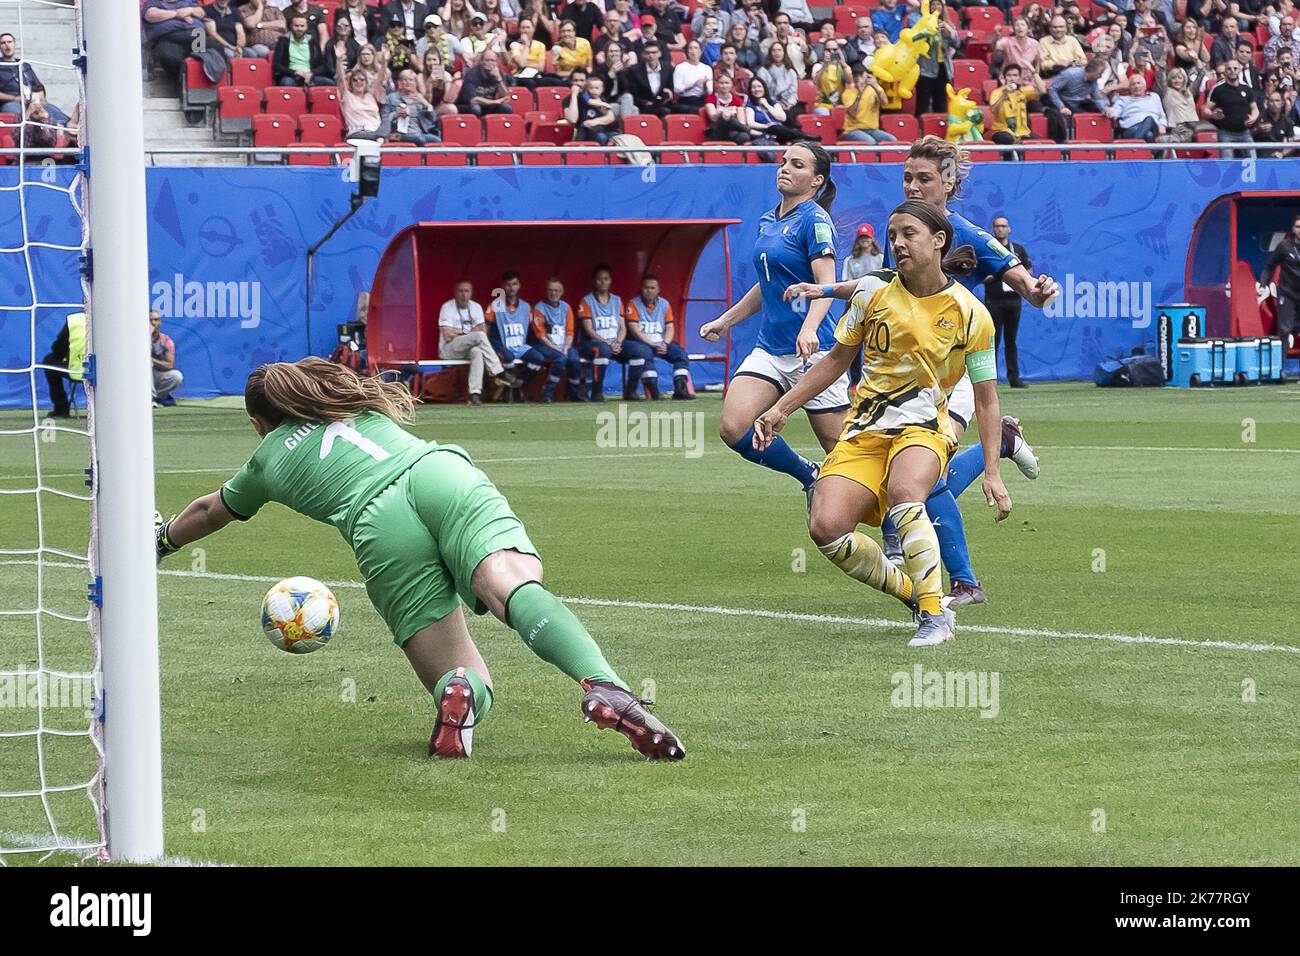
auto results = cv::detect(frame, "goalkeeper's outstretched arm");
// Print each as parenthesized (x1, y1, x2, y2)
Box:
(156, 491, 236, 561)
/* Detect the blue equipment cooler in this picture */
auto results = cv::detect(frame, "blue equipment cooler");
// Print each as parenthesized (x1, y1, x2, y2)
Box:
(1159, 306, 1209, 385)
(1260, 337, 1285, 381)
(1173, 339, 1212, 387)
(1232, 339, 1261, 383)
(1209, 339, 1231, 383)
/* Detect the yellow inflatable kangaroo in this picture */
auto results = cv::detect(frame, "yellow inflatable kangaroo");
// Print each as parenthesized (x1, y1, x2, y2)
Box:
(869, 3, 940, 107)
(945, 84, 984, 142)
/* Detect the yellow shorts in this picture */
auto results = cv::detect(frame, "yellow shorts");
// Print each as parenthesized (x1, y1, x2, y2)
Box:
(817, 426, 956, 527)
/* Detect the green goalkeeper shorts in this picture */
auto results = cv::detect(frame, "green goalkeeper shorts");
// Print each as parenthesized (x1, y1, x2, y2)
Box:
(350, 449, 538, 646)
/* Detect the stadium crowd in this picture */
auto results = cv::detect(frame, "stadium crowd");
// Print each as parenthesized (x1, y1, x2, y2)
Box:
(127, 0, 1300, 157)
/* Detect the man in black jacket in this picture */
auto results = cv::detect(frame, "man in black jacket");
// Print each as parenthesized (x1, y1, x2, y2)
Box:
(983, 215, 1032, 388)
(273, 13, 328, 85)
(1265, 215, 1300, 354)
(626, 41, 675, 117)
(383, 0, 430, 42)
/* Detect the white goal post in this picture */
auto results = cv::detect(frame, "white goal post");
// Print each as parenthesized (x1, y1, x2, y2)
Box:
(81, 0, 163, 862)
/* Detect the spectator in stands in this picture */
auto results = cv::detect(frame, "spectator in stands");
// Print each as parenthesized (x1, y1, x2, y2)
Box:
(627, 40, 676, 116)
(840, 65, 895, 142)
(733, 0, 772, 45)
(382, 68, 442, 142)
(0, 32, 40, 118)
(1266, 14, 1300, 66)
(1211, 16, 1243, 66)
(778, 0, 817, 38)
(1160, 67, 1205, 141)
(1234, 37, 1265, 97)
(243, 0, 288, 58)
(204, 0, 249, 60)
(439, 280, 519, 406)
(705, 70, 752, 142)
(1172, 19, 1212, 87)
(275, 14, 332, 86)
(577, 263, 628, 402)
(1204, 58, 1260, 154)
(335, 0, 381, 47)
(563, 0, 605, 43)
(914, 2, 958, 117)
(761, 14, 808, 79)
(872, 0, 917, 45)
(379, 15, 417, 79)
(417, 48, 459, 115)
(321, 14, 362, 82)
(714, 43, 754, 92)
(565, 71, 620, 142)
(624, 275, 692, 400)
(461, 11, 507, 66)
(746, 75, 803, 145)
(608, 0, 641, 42)
(699, 15, 726, 65)
(1043, 57, 1108, 141)
(1106, 72, 1167, 141)
(529, 278, 583, 403)
(441, 0, 474, 40)
(284, 0, 330, 47)
(150, 311, 183, 408)
(384, 0, 431, 42)
(994, 17, 1042, 79)
(140, 2, 208, 85)
(1040, 16, 1087, 77)
(1091, 31, 1129, 97)
(509, 16, 547, 84)
(1264, 214, 1300, 350)
(728, 20, 763, 72)
(1267, 1, 1299, 35)
(630, 14, 661, 59)
(648, 0, 687, 52)
(419, 15, 462, 64)
(694, 0, 734, 40)
(758, 40, 801, 118)
(673, 38, 713, 111)
(843, 16, 878, 70)
(808, 21, 838, 64)
(1253, 84, 1299, 152)
(457, 48, 512, 114)
(593, 12, 627, 67)
(357, 43, 396, 97)
(517, 0, 557, 47)
(338, 58, 386, 136)
(842, 224, 884, 280)
(984, 216, 1029, 388)
(552, 19, 594, 79)
(595, 43, 636, 115)
(989, 64, 1039, 156)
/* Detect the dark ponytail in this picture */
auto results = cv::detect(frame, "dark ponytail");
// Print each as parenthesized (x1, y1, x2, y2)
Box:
(888, 200, 977, 277)
(791, 141, 836, 213)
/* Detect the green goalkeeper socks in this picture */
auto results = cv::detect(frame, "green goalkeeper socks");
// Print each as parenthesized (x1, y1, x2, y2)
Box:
(433, 666, 493, 724)
(506, 581, 627, 690)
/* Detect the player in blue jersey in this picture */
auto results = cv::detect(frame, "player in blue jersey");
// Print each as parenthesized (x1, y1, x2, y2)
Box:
(699, 142, 850, 489)
(488, 272, 533, 399)
(577, 263, 640, 402)
(786, 136, 1059, 606)
(624, 274, 694, 400)
(528, 277, 583, 403)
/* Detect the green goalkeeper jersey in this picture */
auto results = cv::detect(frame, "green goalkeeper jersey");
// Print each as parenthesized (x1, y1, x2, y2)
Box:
(220, 410, 470, 545)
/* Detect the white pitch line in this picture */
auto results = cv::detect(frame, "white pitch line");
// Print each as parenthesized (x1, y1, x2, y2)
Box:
(4, 559, 1296, 656)
(0, 830, 232, 867)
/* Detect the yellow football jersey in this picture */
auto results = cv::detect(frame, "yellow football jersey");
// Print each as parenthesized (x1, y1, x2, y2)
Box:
(834, 270, 996, 444)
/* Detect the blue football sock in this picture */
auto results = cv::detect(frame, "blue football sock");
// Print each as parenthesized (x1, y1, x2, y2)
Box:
(881, 513, 898, 541)
(925, 479, 977, 585)
(946, 444, 988, 499)
(728, 427, 817, 488)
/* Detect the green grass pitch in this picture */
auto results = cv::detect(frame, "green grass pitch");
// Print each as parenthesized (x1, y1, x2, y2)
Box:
(1, 382, 1298, 866)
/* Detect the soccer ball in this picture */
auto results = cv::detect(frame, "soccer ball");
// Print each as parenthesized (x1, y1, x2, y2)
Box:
(260, 577, 339, 654)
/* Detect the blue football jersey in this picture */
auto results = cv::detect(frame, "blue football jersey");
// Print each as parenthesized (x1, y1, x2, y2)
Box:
(491, 299, 532, 359)
(752, 200, 838, 355)
(883, 209, 1020, 293)
(580, 293, 623, 342)
(626, 296, 672, 343)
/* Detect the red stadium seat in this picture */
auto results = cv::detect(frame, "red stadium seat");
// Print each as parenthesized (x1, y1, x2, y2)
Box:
(535, 87, 568, 113)
(529, 121, 573, 145)
(289, 149, 332, 166)
(228, 57, 271, 91)
(485, 115, 526, 145)
(967, 145, 999, 161)
(835, 141, 878, 164)
(702, 140, 744, 163)
(834, 7, 865, 33)
(664, 114, 706, 144)
(1020, 138, 1059, 160)
(507, 87, 536, 113)
(1065, 140, 1107, 160)
(1111, 139, 1155, 160)
(658, 141, 699, 163)
(878, 113, 920, 141)
(524, 109, 560, 129)
(920, 113, 948, 138)
(796, 113, 836, 144)
(1028, 112, 1048, 139)
(623, 114, 665, 145)
(307, 85, 342, 118)
(950, 60, 990, 99)
(424, 146, 469, 166)
(963, 39, 993, 63)
(521, 149, 564, 165)
(796, 79, 817, 107)
(252, 113, 295, 160)
(0, 125, 13, 165)
(381, 144, 424, 166)
(670, 50, 685, 66)
(477, 143, 517, 165)
(299, 115, 343, 144)
(564, 148, 607, 165)
(964, 7, 1004, 33)
(442, 115, 484, 145)
(182, 57, 219, 110)
(217, 86, 260, 135)
(264, 86, 308, 120)
(1072, 112, 1113, 142)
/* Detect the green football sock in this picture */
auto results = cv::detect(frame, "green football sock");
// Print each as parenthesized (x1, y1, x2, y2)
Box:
(506, 581, 627, 690)
(433, 666, 493, 724)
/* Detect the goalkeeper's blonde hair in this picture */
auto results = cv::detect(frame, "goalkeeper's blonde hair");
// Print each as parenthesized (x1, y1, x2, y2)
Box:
(245, 357, 416, 425)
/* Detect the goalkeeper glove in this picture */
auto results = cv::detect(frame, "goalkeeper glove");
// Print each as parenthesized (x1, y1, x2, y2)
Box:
(155, 511, 179, 564)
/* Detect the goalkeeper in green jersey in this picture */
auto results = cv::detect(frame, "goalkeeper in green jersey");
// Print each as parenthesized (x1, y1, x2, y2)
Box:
(156, 358, 683, 761)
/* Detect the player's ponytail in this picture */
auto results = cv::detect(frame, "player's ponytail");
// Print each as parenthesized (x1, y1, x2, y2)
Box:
(246, 357, 416, 426)
(889, 200, 977, 277)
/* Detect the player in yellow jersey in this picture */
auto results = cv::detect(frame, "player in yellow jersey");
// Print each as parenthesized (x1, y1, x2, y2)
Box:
(753, 200, 1013, 647)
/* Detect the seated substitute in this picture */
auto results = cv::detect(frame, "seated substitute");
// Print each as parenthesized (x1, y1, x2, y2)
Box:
(577, 262, 638, 401)
(623, 274, 693, 400)
(151, 310, 183, 407)
(439, 279, 520, 406)
(487, 271, 534, 400)
(530, 277, 584, 403)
